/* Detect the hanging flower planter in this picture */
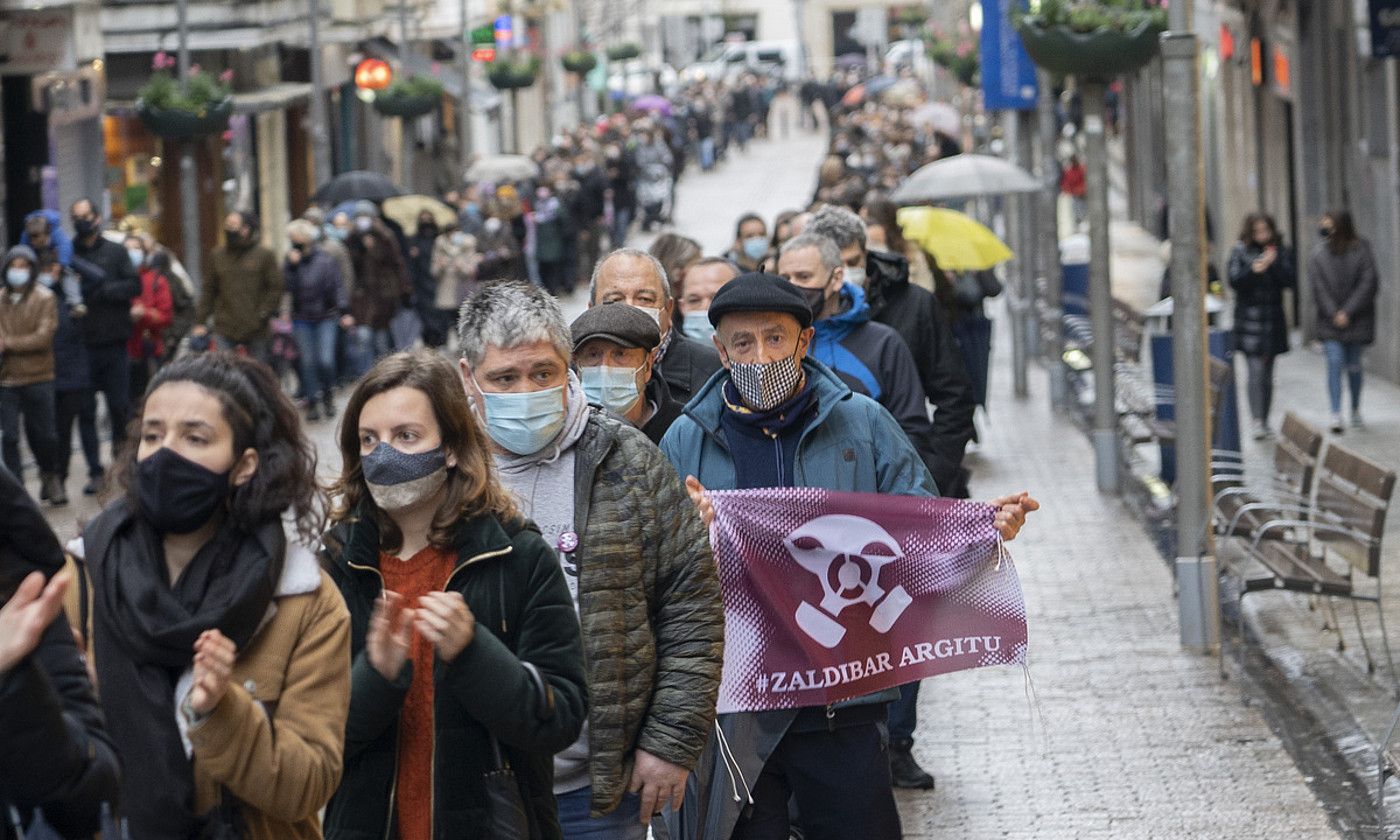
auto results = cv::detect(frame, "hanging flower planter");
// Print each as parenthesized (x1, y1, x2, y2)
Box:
(605, 43, 641, 62)
(562, 50, 598, 74)
(135, 54, 235, 139)
(372, 75, 444, 118)
(925, 32, 979, 88)
(488, 56, 540, 90)
(1013, 2, 1167, 80)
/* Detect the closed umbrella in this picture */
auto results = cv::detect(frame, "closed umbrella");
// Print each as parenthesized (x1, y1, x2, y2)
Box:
(896, 207, 1013, 271)
(840, 83, 867, 107)
(892, 154, 1041, 204)
(909, 102, 961, 138)
(313, 170, 402, 205)
(383, 195, 458, 233)
(465, 154, 539, 183)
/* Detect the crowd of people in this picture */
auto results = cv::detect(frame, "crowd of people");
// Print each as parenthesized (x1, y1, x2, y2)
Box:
(0, 68, 1054, 840)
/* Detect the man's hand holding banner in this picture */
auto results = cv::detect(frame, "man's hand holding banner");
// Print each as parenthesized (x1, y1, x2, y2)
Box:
(710, 488, 1028, 714)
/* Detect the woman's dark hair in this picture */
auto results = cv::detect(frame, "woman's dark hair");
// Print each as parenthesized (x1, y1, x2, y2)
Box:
(148, 248, 173, 275)
(733, 213, 766, 241)
(771, 209, 800, 248)
(861, 192, 908, 256)
(329, 350, 518, 552)
(1324, 209, 1359, 254)
(649, 232, 702, 299)
(1237, 212, 1281, 246)
(113, 352, 323, 543)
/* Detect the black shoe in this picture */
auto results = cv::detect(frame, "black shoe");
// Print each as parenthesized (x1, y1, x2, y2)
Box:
(43, 474, 68, 507)
(306, 404, 321, 422)
(322, 395, 335, 419)
(83, 474, 104, 496)
(38, 474, 49, 502)
(889, 744, 935, 790)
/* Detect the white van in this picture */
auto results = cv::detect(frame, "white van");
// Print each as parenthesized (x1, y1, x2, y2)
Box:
(681, 40, 803, 83)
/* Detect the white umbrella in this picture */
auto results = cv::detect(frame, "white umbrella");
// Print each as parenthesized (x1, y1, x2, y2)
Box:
(465, 154, 538, 183)
(891, 154, 1042, 204)
(909, 102, 961, 137)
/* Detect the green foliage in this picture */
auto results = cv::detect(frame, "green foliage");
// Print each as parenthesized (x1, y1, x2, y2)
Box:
(137, 69, 231, 113)
(1017, 0, 1167, 33)
(605, 43, 641, 61)
(562, 50, 598, 74)
(382, 73, 445, 99)
(926, 33, 979, 88)
(487, 55, 541, 89)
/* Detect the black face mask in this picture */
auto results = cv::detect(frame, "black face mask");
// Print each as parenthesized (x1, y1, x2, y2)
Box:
(72, 217, 97, 239)
(136, 447, 235, 534)
(419, 223, 440, 238)
(1319, 226, 1333, 239)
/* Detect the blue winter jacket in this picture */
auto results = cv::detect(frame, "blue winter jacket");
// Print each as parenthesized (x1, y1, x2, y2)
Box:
(20, 210, 73, 266)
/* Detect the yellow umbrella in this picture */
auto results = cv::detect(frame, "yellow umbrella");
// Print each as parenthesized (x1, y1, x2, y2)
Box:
(896, 206, 1013, 271)
(382, 194, 458, 234)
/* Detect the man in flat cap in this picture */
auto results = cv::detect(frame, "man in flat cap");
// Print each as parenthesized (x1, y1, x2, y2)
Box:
(659, 272, 1037, 840)
(570, 302, 684, 443)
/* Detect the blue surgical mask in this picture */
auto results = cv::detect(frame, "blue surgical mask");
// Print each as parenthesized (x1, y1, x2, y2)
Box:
(476, 382, 567, 455)
(325, 225, 348, 242)
(127, 248, 145, 269)
(580, 365, 643, 416)
(5, 268, 30, 288)
(742, 236, 769, 261)
(683, 310, 716, 342)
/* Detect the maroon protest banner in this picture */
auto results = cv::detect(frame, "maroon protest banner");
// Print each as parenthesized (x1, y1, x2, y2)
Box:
(710, 488, 1027, 714)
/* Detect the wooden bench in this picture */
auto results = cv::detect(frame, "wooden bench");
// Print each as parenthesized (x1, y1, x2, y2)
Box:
(1233, 443, 1396, 685)
(1211, 412, 1324, 541)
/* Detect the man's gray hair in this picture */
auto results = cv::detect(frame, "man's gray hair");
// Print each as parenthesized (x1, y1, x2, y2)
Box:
(457, 280, 572, 368)
(779, 233, 842, 271)
(807, 205, 867, 251)
(588, 247, 671, 304)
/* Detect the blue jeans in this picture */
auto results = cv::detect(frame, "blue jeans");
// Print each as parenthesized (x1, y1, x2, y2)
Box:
(609, 208, 633, 250)
(887, 681, 919, 746)
(345, 325, 393, 378)
(1323, 340, 1364, 414)
(293, 319, 339, 402)
(556, 787, 645, 840)
(699, 137, 716, 170)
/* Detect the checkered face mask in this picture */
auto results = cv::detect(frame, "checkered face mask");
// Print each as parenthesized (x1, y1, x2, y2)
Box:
(729, 351, 803, 411)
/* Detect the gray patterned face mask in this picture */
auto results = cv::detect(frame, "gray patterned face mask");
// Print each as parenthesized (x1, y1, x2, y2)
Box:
(361, 443, 448, 512)
(729, 352, 804, 411)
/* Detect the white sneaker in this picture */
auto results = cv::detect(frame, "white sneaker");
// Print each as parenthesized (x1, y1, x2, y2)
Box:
(1351, 412, 1366, 430)
(1330, 414, 1346, 434)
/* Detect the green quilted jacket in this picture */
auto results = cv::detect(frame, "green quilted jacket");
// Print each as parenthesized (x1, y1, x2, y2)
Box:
(570, 409, 724, 817)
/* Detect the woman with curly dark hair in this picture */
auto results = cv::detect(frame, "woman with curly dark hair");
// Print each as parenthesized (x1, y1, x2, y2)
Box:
(71, 351, 351, 839)
(322, 350, 586, 840)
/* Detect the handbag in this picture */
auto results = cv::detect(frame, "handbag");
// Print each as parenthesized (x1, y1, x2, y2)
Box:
(481, 736, 529, 840)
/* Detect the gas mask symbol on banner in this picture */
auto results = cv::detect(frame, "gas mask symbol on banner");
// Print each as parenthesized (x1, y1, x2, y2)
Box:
(783, 514, 914, 649)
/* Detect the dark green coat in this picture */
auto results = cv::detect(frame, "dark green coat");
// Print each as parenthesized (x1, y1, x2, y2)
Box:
(322, 510, 587, 840)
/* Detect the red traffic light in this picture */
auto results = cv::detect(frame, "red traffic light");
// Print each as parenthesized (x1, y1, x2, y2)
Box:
(354, 58, 392, 91)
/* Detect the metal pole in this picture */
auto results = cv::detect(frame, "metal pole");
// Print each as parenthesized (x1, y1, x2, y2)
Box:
(1163, 1, 1218, 652)
(176, 0, 201, 291)
(458, 0, 474, 174)
(1008, 108, 1034, 398)
(792, 0, 810, 78)
(308, 0, 332, 186)
(1036, 68, 1066, 410)
(399, 0, 415, 189)
(1081, 80, 1117, 494)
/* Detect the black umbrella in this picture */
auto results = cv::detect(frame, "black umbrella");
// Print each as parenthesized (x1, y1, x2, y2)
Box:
(313, 170, 403, 205)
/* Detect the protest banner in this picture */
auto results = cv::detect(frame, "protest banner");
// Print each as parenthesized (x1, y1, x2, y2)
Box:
(710, 488, 1028, 714)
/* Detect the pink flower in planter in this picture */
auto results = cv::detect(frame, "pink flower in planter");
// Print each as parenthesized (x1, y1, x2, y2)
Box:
(189, 63, 201, 75)
(222, 129, 234, 142)
(153, 51, 176, 70)
(219, 69, 235, 84)
(955, 42, 972, 58)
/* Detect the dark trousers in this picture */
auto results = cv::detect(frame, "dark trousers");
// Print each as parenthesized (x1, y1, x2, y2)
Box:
(87, 342, 131, 449)
(0, 380, 59, 478)
(55, 388, 102, 480)
(887, 680, 919, 746)
(731, 710, 901, 840)
(1243, 353, 1276, 424)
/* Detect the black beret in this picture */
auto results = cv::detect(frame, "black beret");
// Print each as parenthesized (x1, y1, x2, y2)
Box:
(707, 271, 813, 329)
(571, 302, 662, 351)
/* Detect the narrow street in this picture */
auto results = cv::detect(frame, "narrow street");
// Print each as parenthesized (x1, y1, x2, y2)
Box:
(35, 128, 1352, 837)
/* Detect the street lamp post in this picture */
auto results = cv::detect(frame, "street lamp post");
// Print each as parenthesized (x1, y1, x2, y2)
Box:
(176, 0, 201, 292)
(1163, 2, 1219, 652)
(1081, 79, 1117, 494)
(308, 0, 333, 187)
(399, 0, 415, 189)
(457, 0, 474, 174)
(1036, 69, 1066, 410)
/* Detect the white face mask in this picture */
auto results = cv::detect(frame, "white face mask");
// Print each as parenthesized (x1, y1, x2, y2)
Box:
(844, 265, 867, 288)
(634, 305, 662, 326)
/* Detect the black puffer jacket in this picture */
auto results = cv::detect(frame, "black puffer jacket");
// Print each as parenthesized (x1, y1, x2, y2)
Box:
(1227, 242, 1293, 357)
(0, 466, 121, 840)
(659, 332, 723, 407)
(71, 235, 139, 346)
(322, 510, 587, 840)
(1310, 239, 1379, 346)
(864, 249, 975, 496)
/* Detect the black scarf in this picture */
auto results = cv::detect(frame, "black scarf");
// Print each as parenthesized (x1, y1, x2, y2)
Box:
(85, 500, 283, 839)
(720, 378, 818, 489)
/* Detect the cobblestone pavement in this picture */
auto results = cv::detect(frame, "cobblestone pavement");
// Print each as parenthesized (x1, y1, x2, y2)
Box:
(32, 129, 1348, 837)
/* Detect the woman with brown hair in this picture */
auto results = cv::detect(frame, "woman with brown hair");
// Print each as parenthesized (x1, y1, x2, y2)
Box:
(72, 351, 350, 839)
(1227, 211, 1294, 439)
(861, 191, 934, 293)
(1310, 210, 1379, 432)
(649, 232, 702, 301)
(322, 350, 586, 840)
